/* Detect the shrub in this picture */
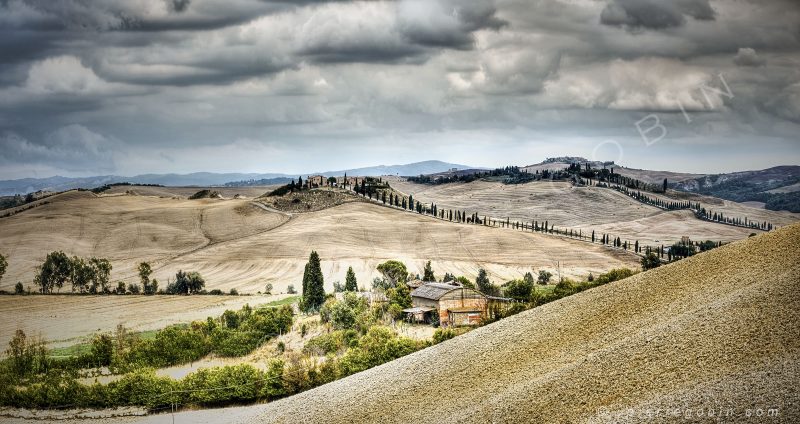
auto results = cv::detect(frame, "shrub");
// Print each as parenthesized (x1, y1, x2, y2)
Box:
(14, 282, 24, 294)
(90, 334, 114, 367)
(287, 284, 296, 294)
(537, 270, 553, 285)
(641, 252, 661, 270)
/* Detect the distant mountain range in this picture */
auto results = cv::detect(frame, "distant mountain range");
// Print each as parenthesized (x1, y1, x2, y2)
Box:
(0, 160, 473, 195)
(672, 166, 800, 212)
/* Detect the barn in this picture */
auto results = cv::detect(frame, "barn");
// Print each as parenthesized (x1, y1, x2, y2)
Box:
(406, 283, 488, 327)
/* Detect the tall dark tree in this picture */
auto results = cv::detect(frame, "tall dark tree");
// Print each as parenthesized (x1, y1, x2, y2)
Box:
(475, 268, 498, 296)
(422, 260, 435, 281)
(301, 251, 325, 312)
(663, 178, 668, 193)
(344, 266, 357, 291)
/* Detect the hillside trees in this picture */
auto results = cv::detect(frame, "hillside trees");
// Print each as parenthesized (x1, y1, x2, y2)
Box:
(301, 251, 325, 313)
(34, 251, 71, 293)
(167, 270, 206, 294)
(345, 266, 357, 292)
(138, 262, 157, 295)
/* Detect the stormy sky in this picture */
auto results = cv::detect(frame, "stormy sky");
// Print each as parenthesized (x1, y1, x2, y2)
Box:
(1, 0, 799, 178)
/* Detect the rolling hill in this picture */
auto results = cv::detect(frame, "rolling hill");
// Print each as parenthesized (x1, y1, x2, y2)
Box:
(0, 189, 639, 293)
(235, 221, 800, 423)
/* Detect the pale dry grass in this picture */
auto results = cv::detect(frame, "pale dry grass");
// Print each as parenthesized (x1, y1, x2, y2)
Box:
(0, 294, 287, 349)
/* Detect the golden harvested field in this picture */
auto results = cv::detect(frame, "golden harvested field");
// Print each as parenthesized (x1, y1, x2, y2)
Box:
(388, 177, 798, 244)
(0, 191, 638, 293)
(0, 294, 286, 349)
(214, 222, 800, 424)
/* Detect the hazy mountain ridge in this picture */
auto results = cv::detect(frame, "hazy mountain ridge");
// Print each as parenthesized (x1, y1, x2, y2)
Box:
(672, 166, 800, 212)
(0, 161, 472, 195)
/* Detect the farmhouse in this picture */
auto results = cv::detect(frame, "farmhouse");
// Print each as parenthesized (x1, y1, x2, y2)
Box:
(405, 282, 487, 327)
(307, 175, 326, 188)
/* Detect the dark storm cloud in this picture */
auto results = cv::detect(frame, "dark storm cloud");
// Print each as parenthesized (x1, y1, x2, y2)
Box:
(600, 0, 715, 30)
(398, 0, 507, 50)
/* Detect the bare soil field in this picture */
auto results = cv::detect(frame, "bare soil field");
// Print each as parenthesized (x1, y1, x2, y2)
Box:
(0, 194, 288, 290)
(0, 294, 286, 349)
(207, 222, 799, 424)
(389, 178, 798, 244)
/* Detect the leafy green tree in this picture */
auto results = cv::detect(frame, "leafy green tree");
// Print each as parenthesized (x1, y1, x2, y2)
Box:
(422, 260, 435, 281)
(89, 257, 112, 293)
(455, 276, 474, 289)
(376, 260, 408, 287)
(537, 270, 553, 285)
(34, 251, 71, 293)
(523, 272, 535, 286)
(386, 282, 412, 319)
(70, 256, 93, 293)
(475, 268, 499, 296)
(168, 270, 205, 294)
(641, 252, 661, 270)
(345, 266, 357, 291)
(138, 262, 154, 294)
(264, 283, 273, 294)
(14, 282, 24, 294)
(301, 251, 325, 313)
(503, 278, 534, 302)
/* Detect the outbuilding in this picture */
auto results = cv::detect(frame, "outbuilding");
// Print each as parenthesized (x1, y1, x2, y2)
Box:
(407, 282, 487, 326)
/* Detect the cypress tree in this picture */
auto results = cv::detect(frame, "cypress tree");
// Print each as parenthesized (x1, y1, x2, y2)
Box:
(344, 266, 357, 291)
(423, 261, 435, 281)
(301, 251, 325, 313)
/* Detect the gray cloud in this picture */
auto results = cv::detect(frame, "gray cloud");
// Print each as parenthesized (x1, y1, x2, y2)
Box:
(733, 47, 766, 67)
(0, 0, 798, 178)
(600, 0, 715, 30)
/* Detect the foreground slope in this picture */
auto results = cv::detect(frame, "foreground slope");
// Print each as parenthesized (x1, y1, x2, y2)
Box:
(250, 223, 800, 423)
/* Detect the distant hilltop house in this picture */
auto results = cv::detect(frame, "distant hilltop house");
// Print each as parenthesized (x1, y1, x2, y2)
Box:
(306, 175, 326, 188)
(405, 282, 488, 327)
